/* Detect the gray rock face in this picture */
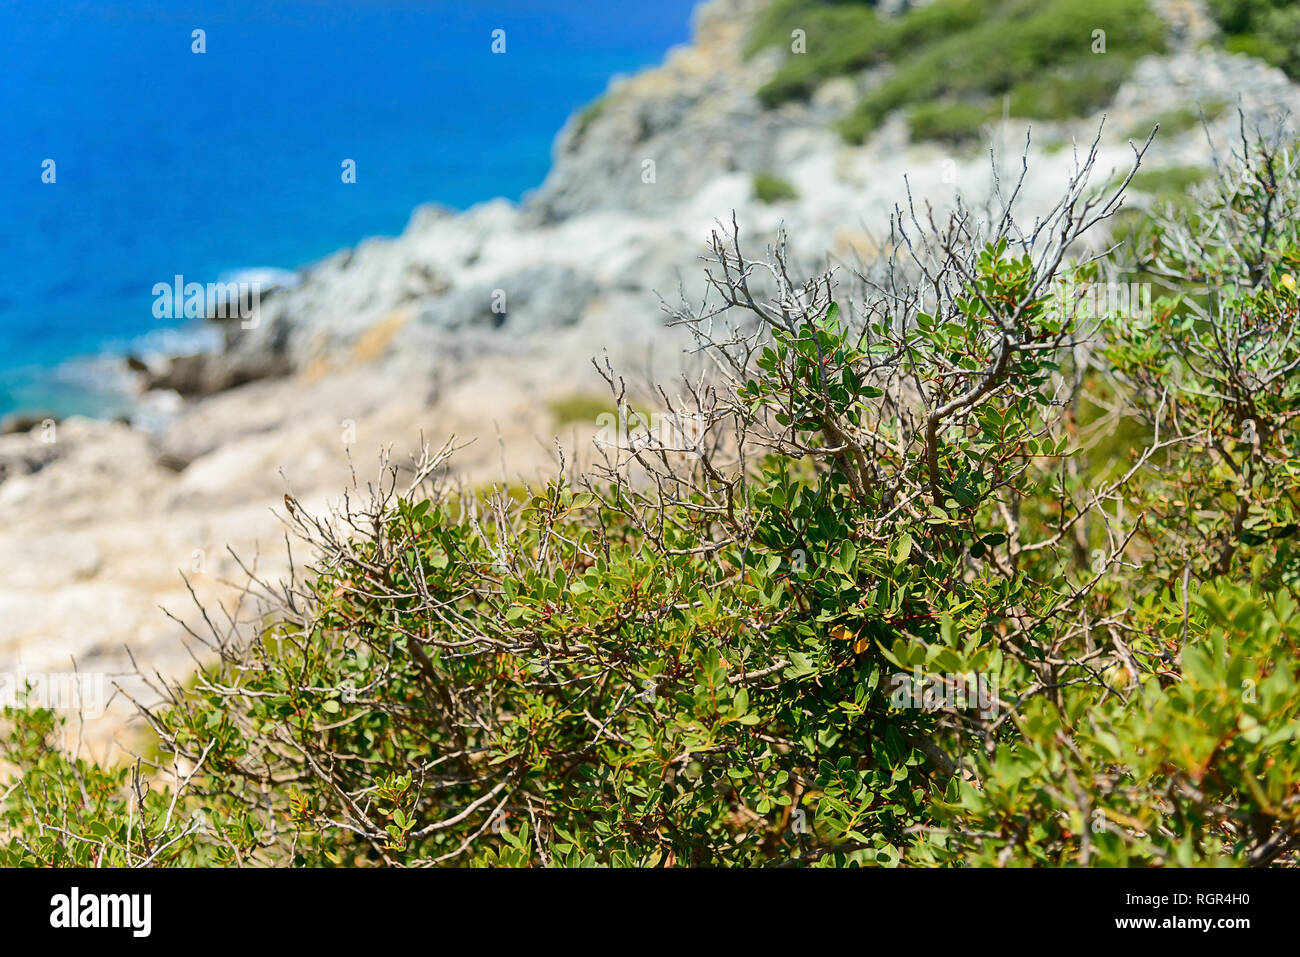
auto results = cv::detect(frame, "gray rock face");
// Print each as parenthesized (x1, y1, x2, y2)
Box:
(524, 0, 809, 223)
(1113, 49, 1300, 124)
(413, 266, 598, 334)
(0, 436, 62, 483)
(0, 412, 59, 436)
(145, 341, 293, 398)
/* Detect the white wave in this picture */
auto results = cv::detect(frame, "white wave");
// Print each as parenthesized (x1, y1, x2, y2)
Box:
(217, 266, 302, 292)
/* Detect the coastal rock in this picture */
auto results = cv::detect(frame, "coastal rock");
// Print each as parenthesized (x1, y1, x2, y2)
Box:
(0, 411, 59, 436)
(525, 0, 806, 223)
(411, 265, 599, 335)
(0, 436, 62, 482)
(144, 347, 293, 398)
(1112, 49, 1300, 126)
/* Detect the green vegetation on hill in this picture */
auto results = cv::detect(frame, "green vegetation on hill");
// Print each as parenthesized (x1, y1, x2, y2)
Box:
(749, 0, 986, 106)
(753, 172, 800, 202)
(546, 392, 615, 426)
(752, 0, 1167, 143)
(905, 100, 999, 144)
(1124, 101, 1229, 141)
(1208, 0, 1300, 79)
(3, 130, 1300, 868)
(1112, 163, 1213, 203)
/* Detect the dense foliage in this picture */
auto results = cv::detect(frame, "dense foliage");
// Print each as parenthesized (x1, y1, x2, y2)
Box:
(3, 129, 1299, 867)
(748, 0, 1167, 143)
(1208, 0, 1300, 79)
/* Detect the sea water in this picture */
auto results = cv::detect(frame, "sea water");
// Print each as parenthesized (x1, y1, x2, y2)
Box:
(0, 0, 696, 417)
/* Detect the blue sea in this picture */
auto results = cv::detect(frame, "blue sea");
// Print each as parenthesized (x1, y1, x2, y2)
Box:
(0, 0, 698, 417)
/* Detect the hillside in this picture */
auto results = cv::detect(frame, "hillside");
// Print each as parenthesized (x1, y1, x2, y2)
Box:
(1, 0, 1297, 762)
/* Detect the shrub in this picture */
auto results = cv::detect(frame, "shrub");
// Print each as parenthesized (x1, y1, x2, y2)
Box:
(546, 392, 614, 426)
(572, 97, 606, 142)
(1123, 102, 1229, 141)
(749, 0, 1166, 143)
(752, 2, 888, 107)
(1208, 0, 1300, 79)
(905, 100, 996, 144)
(751, 0, 987, 108)
(753, 172, 800, 203)
(4, 125, 1300, 868)
(840, 0, 1166, 142)
(1110, 164, 1213, 202)
(1004, 56, 1135, 121)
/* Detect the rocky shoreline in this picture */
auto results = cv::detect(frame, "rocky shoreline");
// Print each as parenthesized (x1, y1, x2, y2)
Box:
(4, 0, 1297, 758)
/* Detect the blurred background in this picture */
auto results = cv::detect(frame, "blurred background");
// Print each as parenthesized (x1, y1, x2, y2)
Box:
(0, 0, 696, 416)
